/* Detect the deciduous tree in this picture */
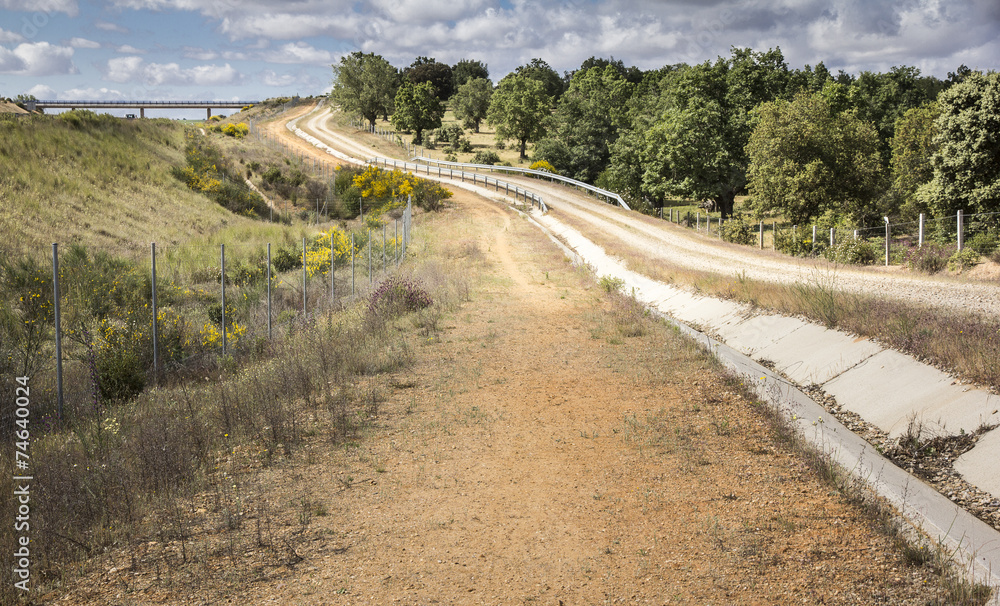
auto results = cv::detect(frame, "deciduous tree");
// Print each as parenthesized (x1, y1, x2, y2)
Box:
(746, 91, 884, 226)
(330, 52, 398, 130)
(452, 78, 492, 133)
(486, 74, 551, 160)
(391, 81, 444, 145)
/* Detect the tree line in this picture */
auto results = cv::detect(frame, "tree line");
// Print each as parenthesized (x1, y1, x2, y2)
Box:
(329, 50, 999, 229)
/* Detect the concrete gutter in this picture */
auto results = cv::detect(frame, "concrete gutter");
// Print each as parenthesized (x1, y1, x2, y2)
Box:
(533, 212, 1000, 600)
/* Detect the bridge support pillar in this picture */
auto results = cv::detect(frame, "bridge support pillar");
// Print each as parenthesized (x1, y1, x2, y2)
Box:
(207, 107, 212, 121)
(140, 107, 145, 119)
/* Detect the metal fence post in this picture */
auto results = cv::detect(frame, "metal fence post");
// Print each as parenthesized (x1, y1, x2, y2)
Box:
(52, 243, 64, 421)
(957, 210, 964, 251)
(759, 221, 764, 249)
(330, 233, 336, 303)
(267, 243, 272, 339)
(811, 225, 816, 250)
(151, 242, 158, 377)
(351, 233, 356, 296)
(302, 237, 307, 314)
(221, 244, 227, 355)
(919, 213, 925, 248)
(368, 228, 373, 285)
(830, 228, 835, 248)
(884, 217, 890, 266)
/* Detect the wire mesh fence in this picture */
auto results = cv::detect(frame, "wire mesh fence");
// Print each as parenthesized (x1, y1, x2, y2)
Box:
(0, 201, 412, 435)
(655, 207, 1000, 266)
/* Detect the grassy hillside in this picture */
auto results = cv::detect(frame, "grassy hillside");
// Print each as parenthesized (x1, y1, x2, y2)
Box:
(0, 111, 261, 256)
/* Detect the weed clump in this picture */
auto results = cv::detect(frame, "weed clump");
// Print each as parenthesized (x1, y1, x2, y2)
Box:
(902, 243, 951, 273)
(367, 276, 433, 319)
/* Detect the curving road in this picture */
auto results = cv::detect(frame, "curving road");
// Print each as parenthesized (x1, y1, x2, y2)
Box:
(287, 104, 1000, 319)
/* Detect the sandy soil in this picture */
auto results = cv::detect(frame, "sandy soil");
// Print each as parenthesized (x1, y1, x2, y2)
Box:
(51, 188, 967, 605)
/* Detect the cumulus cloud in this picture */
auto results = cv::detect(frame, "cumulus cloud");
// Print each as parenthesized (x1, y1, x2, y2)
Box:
(95, 20, 129, 33)
(116, 44, 147, 54)
(0, 0, 78, 17)
(67, 37, 101, 48)
(263, 42, 334, 65)
(25, 83, 55, 98)
(0, 28, 24, 44)
(0, 41, 75, 76)
(60, 86, 126, 100)
(104, 55, 241, 86)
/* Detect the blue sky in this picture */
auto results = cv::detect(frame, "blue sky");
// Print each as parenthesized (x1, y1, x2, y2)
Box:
(1, 0, 998, 119)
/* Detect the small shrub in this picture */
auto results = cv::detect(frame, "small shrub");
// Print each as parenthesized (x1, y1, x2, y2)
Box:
(367, 276, 433, 318)
(436, 124, 464, 144)
(598, 275, 626, 293)
(774, 228, 814, 257)
(411, 179, 452, 212)
(529, 160, 556, 174)
(902, 243, 950, 273)
(825, 238, 880, 266)
(272, 244, 303, 272)
(718, 217, 756, 246)
(457, 138, 472, 153)
(966, 231, 998, 256)
(948, 248, 980, 273)
(471, 150, 501, 165)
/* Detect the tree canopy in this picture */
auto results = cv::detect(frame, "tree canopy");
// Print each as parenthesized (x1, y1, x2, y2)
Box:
(746, 91, 884, 226)
(486, 74, 552, 160)
(330, 52, 398, 129)
(404, 57, 454, 100)
(452, 77, 493, 133)
(452, 59, 489, 89)
(920, 71, 1000, 219)
(391, 81, 444, 145)
(513, 58, 565, 100)
(533, 65, 634, 183)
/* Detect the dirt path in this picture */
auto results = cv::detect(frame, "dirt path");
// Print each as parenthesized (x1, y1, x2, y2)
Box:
(216, 190, 945, 605)
(50, 111, 978, 606)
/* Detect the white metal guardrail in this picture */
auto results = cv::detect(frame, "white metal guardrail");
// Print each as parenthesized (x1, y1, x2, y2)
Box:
(410, 155, 630, 211)
(368, 157, 548, 213)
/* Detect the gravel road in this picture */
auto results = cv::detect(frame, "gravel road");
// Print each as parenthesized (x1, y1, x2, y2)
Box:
(299, 105, 1000, 319)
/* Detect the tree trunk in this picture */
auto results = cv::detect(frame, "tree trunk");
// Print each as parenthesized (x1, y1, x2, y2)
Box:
(717, 190, 736, 219)
(519, 138, 527, 160)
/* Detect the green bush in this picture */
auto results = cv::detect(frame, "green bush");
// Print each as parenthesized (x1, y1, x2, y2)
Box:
(902, 243, 950, 273)
(824, 238, 879, 265)
(272, 244, 303, 272)
(718, 217, 756, 246)
(948, 248, 980, 272)
(966, 231, 998, 256)
(367, 276, 433, 318)
(411, 179, 452, 212)
(436, 124, 464, 144)
(471, 150, 501, 165)
(774, 228, 814, 257)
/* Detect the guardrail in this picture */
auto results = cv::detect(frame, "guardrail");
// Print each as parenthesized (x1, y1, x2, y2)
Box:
(410, 155, 629, 211)
(368, 157, 548, 213)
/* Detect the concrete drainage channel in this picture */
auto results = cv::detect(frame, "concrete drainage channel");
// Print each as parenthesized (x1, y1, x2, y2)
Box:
(288, 112, 1000, 600)
(531, 212, 1000, 601)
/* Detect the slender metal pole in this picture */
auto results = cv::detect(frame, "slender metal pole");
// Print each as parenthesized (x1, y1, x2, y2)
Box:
(151, 242, 158, 376)
(919, 213, 925, 248)
(368, 229, 372, 285)
(52, 243, 64, 421)
(351, 233, 356, 296)
(330, 231, 336, 302)
(759, 221, 764, 249)
(221, 244, 227, 355)
(957, 210, 964, 251)
(395, 219, 399, 267)
(267, 244, 272, 339)
(302, 237, 307, 314)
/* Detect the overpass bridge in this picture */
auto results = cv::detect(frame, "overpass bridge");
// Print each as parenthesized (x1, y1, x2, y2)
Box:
(26, 99, 261, 120)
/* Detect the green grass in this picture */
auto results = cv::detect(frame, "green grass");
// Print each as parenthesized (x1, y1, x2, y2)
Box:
(0, 112, 255, 255)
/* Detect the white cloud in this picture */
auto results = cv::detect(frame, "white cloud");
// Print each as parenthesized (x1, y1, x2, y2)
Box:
(25, 83, 55, 98)
(0, 0, 78, 17)
(116, 44, 147, 54)
(260, 69, 297, 87)
(104, 55, 241, 86)
(60, 86, 126, 100)
(0, 41, 75, 76)
(95, 20, 129, 33)
(183, 46, 218, 60)
(263, 42, 333, 65)
(0, 28, 24, 44)
(67, 37, 101, 49)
